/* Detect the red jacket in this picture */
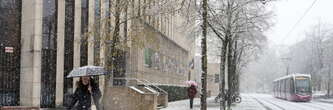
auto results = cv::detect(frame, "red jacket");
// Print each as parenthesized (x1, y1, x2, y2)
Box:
(188, 86, 197, 98)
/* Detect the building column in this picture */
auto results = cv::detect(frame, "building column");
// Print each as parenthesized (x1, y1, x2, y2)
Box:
(88, 0, 95, 66)
(20, 0, 43, 107)
(55, 0, 66, 106)
(73, 0, 82, 88)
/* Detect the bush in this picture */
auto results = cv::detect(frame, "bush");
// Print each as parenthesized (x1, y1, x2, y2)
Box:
(158, 85, 188, 102)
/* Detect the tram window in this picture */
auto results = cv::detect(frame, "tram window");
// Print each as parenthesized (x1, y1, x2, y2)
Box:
(286, 78, 290, 93)
(279, 80, 282, 93)
(283, 79, 286, 92)
(290, 78, 294, 93)
(278, 81, 280, 92)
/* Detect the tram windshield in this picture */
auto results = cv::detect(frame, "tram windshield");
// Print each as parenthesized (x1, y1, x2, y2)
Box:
(295, 77, 311, 94)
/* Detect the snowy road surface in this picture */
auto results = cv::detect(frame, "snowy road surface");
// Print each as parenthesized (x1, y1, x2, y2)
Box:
(160, 94, 333, 110)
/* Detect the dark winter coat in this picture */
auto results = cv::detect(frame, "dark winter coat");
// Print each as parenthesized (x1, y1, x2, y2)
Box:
(187, 86, 197, 99)
(68, 79, 101, 110)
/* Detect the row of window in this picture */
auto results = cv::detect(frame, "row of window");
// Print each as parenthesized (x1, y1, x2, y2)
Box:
(138, 0, 175, 40)
(63, 0, 76, 106)
(41, 0, 58, 108)
(144, 48, 187, 75)
(0, 0, 102, 107)
(0, 0, 21, 106)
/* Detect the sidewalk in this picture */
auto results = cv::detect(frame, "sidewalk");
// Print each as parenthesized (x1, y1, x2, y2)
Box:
(312, 91, 333, 104)
(160, 95, 265, 110)
(317, 98, 333, 104)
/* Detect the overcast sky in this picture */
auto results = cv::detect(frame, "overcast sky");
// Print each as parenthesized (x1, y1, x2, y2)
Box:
(266, 0, 333, 47)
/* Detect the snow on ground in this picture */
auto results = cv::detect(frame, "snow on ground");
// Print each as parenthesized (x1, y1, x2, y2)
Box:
(160, 94, 333, 110)
(160, 94, 266, 110)
(317, 98, 333, 104)
(312, 91, 333, 104)
(313, 91, 327, 97)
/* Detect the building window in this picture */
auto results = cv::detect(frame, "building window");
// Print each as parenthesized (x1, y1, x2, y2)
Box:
(41, 0, 58, 108)
(80, 0, 89, 66)
(144, 48, 153, 67)
(0, 0, 21, 106)
(215, 74, 219, 83)
(63, 0, 75, 106)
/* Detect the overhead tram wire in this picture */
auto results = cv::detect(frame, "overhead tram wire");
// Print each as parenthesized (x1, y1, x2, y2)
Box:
(281, 0, 318, 44)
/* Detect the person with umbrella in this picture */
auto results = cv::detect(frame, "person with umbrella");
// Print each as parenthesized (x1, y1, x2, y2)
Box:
(66, 66, 106, 110)
(186, 81, 197, 109)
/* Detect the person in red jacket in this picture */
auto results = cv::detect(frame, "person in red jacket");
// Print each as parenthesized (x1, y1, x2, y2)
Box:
(187, 85, 197, 109)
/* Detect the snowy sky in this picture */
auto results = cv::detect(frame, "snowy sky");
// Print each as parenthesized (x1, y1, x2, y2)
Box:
(266, 0, 333, 46)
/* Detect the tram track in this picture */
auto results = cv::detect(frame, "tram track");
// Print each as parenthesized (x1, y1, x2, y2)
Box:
(259, 97, 286, 110)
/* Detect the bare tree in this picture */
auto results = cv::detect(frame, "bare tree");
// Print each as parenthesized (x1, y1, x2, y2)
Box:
(286, 21, 333, 97)
(205, 0, 273, 109)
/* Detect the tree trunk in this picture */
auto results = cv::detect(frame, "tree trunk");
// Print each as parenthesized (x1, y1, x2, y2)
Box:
(328, 64, 331, 97)
(219, 41, 227, 110)
(225, 0, 233, 108)
(201, 0, 208, 109)
(231, 40, 238, 94)
(227, 39, 233, 109)
(102, 0, 122, 109)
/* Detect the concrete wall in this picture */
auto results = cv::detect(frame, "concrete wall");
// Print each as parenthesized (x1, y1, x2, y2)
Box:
(133, 23, 189, 86)
(102, 87, 157, 110)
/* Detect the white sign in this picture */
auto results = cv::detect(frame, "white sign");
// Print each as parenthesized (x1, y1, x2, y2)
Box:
(5, 47, 14, 53)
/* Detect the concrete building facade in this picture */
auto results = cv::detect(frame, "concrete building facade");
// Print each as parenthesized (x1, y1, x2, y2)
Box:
(0, 0, 195, 108)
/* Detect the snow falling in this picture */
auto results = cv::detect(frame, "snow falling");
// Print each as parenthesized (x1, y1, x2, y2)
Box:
(1, 0, 333, 110)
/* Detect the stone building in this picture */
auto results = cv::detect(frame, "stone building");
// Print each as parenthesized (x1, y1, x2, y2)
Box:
(0, 0, 195, 108)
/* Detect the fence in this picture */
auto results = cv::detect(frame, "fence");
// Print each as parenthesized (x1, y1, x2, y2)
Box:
(0, 45, 20, 106)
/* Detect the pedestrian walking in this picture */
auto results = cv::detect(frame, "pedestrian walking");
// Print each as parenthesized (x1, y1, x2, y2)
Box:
(65, 66, 107, 110)
(67, 76, 101, 110)
(187, 85, 197, 109)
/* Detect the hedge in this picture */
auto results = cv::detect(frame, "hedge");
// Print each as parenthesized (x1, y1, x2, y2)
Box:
(157, 85, 189, 102)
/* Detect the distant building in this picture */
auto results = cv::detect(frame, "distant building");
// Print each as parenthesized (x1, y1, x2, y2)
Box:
(207, 63, 220, 96)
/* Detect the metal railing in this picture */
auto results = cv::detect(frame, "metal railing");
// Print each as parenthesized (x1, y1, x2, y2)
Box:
(140, 79, 168, 95)
(112, 78, 168, 95)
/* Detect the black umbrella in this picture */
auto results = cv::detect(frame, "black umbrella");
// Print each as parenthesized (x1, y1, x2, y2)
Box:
(66, 65, 107, 78)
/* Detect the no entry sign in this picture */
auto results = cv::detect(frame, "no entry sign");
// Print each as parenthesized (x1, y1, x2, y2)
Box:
(5, 47, 14, 53)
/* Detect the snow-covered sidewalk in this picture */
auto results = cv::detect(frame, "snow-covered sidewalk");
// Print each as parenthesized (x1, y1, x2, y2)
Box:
(312, 91, 333, 104)
(317, 98, 333, 104)
(160, 95, 266, 110)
